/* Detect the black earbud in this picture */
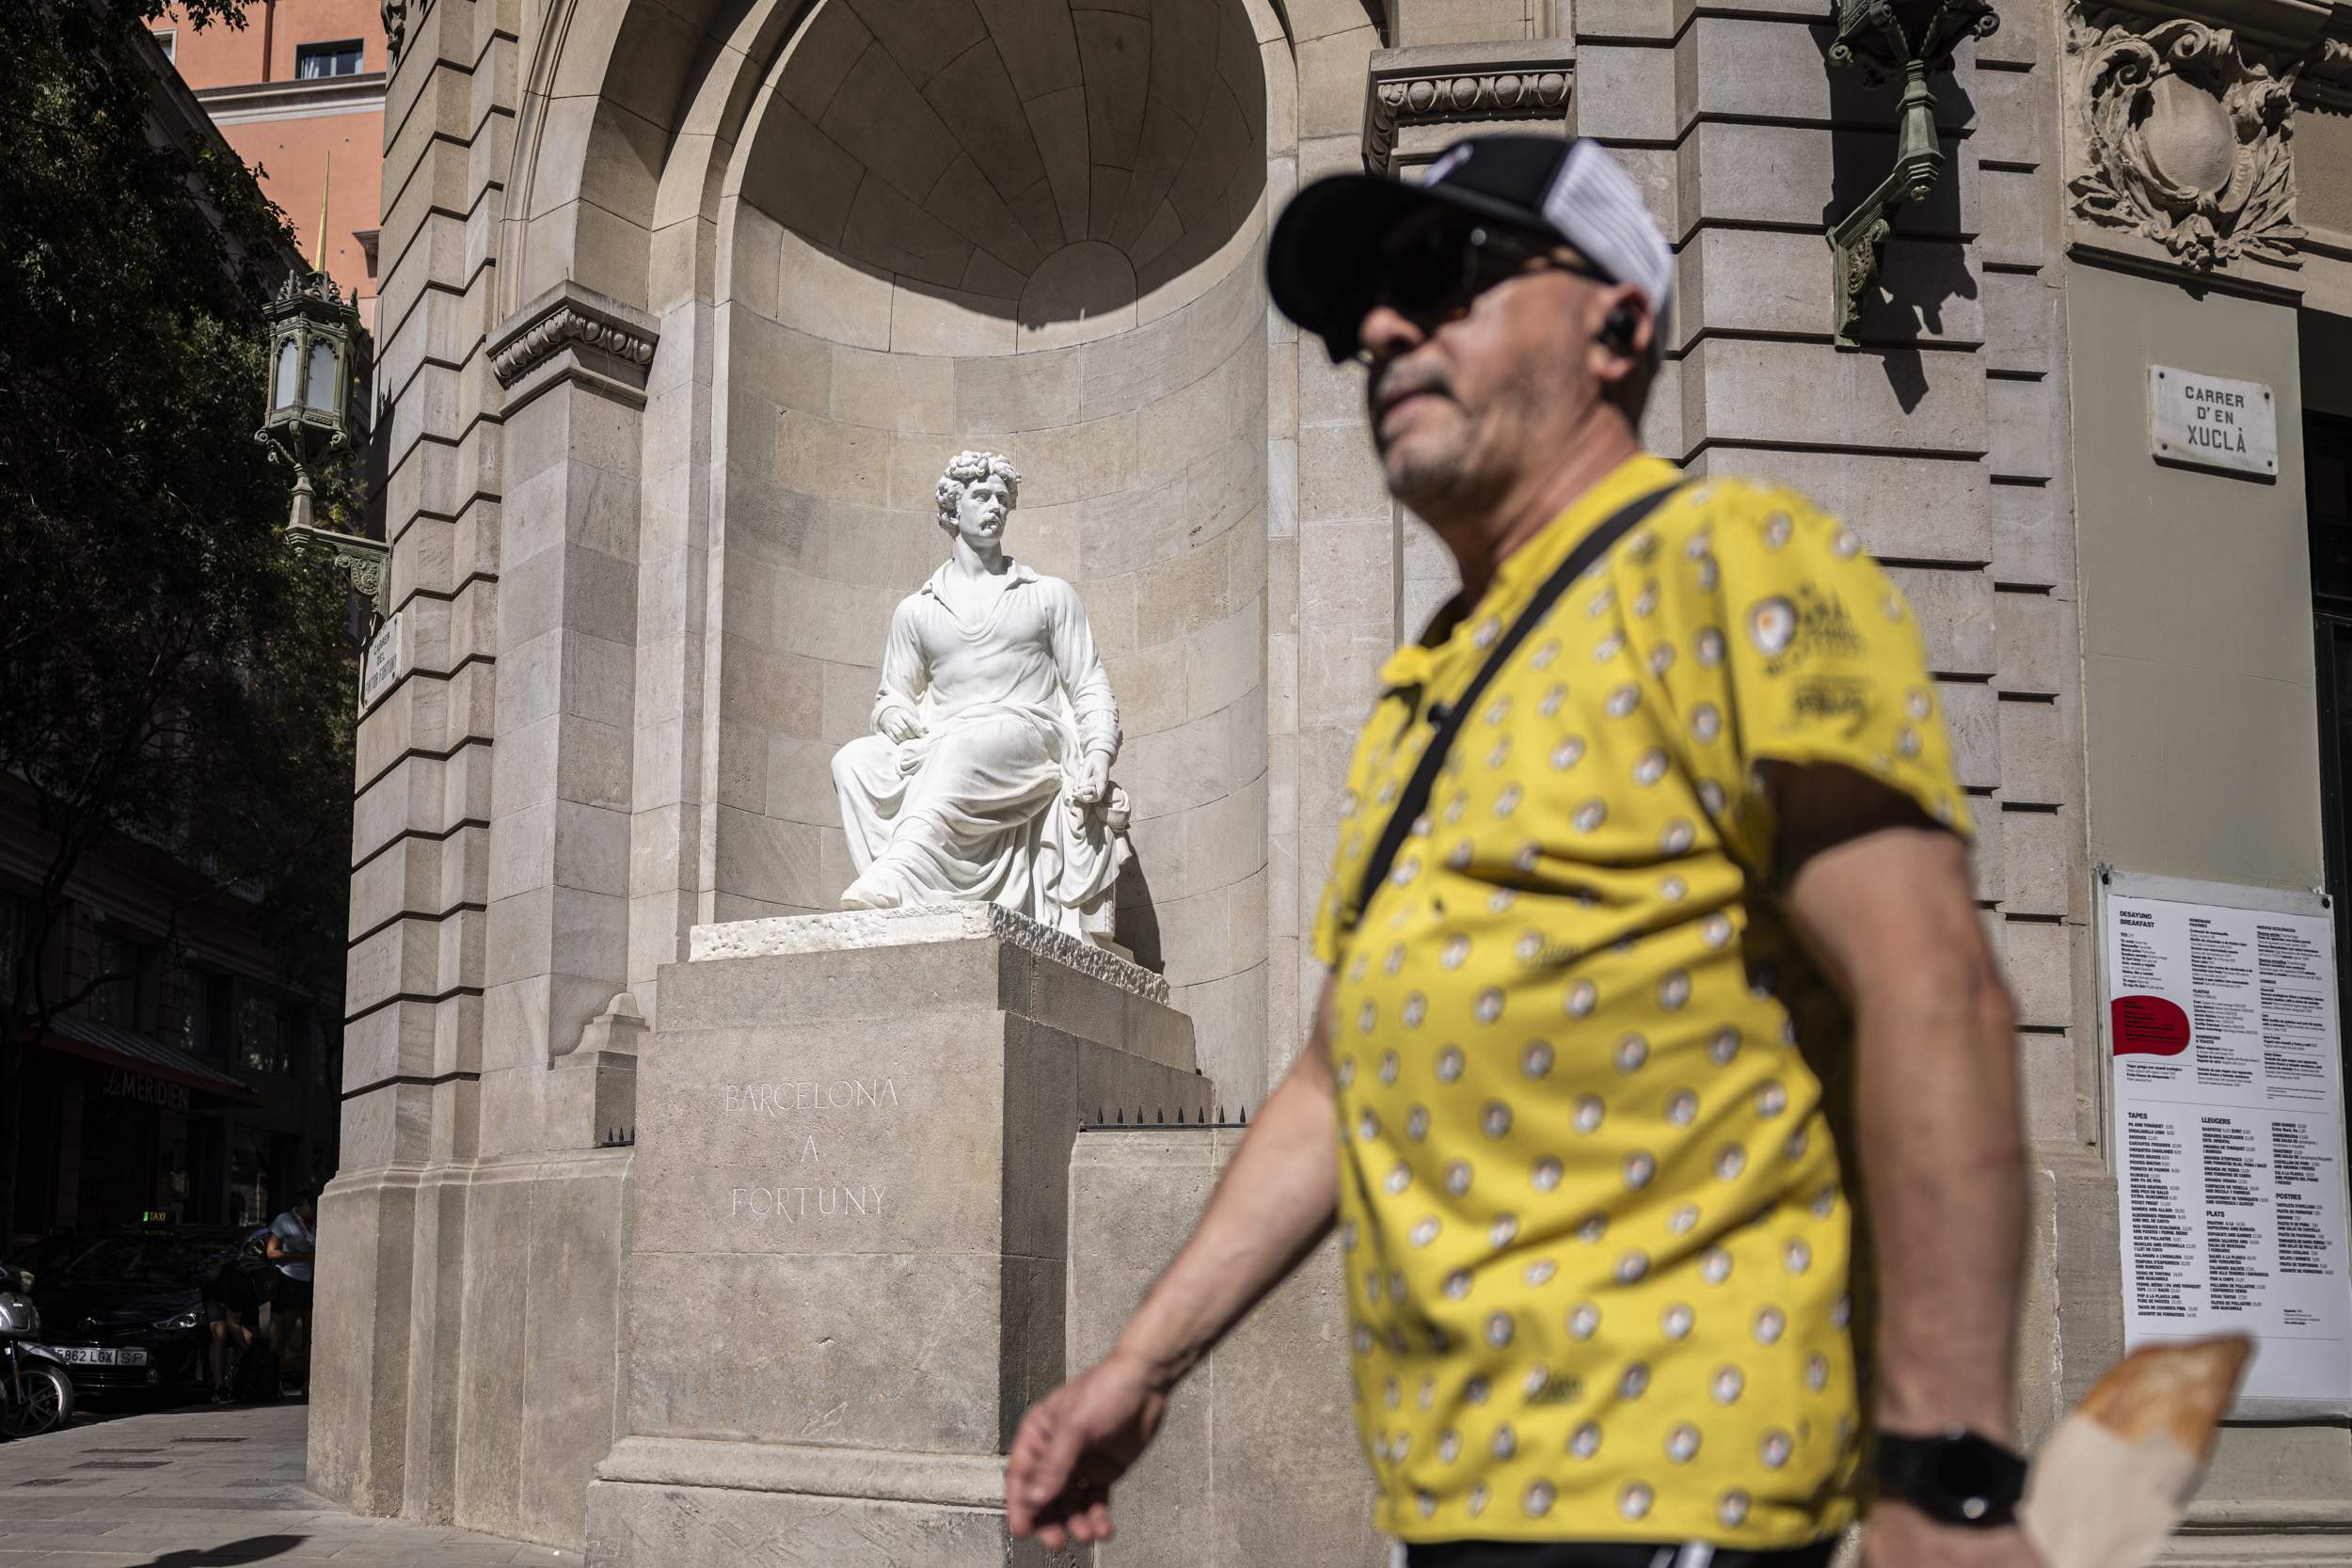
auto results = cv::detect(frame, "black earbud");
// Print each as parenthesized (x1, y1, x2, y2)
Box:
(1598, 305, 1640, 356)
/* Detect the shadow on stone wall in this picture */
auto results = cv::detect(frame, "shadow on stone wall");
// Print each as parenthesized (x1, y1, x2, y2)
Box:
(1820, 32, 1980, 410)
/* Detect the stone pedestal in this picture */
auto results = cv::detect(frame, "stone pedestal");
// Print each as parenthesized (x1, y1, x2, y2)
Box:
(1071, 1130, 1386, 1568)
(582, 904, 1213, 1568)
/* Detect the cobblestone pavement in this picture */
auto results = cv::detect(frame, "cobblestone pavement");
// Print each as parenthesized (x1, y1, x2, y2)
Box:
(0, 1402, 582, 1566)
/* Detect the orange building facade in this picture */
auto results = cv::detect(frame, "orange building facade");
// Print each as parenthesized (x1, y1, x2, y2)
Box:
(155, 0, 388, 328)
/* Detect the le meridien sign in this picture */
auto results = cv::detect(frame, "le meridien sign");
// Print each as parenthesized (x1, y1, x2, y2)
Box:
(2148, 365, 2278, 479)
(103, 1068, 190, 1113)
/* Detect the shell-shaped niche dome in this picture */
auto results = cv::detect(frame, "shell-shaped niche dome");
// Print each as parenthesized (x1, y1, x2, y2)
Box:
(743, 0, 1266, 332)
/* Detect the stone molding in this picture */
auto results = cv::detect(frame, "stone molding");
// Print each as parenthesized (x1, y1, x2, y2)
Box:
(487, 280, 660, 392)
(1361, 40, 1576, 174)
(2066, 4, 2306, 270)
(688, 902, 1173, 1005)
(596, 1436, 1007, 1508)
(195, 71, 388, 127)
(2073, 0, 2350, 58)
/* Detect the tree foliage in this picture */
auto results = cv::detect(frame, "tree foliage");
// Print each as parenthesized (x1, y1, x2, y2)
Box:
(0, 1, 360, 1232)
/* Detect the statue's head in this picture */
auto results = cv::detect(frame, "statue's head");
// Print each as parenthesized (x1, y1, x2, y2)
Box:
(935, 450, 1021, 551)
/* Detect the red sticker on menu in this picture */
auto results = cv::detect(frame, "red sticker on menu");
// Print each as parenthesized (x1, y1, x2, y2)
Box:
(2111, 994, 2190, 1056)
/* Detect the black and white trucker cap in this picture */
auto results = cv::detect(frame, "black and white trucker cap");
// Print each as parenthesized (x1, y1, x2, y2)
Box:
(1266, 134, 1675, 363)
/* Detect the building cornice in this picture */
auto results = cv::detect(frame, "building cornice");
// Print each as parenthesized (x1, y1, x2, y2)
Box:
(197, 71, 389, 127)
(488, 282, 660, 409)
(2081, 0, 2333, 50)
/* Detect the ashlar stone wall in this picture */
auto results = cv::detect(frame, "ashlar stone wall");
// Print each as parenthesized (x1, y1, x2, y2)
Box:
(322, 0, 2185, 1557)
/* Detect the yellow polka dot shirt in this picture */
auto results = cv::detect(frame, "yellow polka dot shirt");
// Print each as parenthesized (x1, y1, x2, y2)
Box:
(1311, 454, 1970, 1549)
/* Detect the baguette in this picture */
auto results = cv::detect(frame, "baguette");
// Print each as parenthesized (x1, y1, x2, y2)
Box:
(2017, 1336, 2252, 1568)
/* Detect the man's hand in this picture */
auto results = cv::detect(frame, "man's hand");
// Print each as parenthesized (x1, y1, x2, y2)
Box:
(1005, 1351, 1168, 1548)
(1864, 1504, 2042, 1568)
(879, 707, 923, 743)
(1073, 748, 1112, 805)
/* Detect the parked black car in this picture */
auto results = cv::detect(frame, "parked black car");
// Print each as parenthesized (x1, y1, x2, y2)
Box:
(8, 1226, 249, 1400)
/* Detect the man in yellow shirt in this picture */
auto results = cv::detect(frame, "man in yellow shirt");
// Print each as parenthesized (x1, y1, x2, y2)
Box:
(1009, 135, 2033, 1568)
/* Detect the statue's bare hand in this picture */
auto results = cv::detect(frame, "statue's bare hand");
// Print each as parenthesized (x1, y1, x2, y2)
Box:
(1073, 751, 1111, 805)
(880, 708, 923, 744)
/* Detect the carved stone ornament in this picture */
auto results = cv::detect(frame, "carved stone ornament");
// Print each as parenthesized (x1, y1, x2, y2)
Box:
(1366, 71, 1572, 171)
(1360, 42, 1574, 174)
(2067, 7, 2303, 269)
(489, 288, 660, 388)
(2315, 34, 2352, 112)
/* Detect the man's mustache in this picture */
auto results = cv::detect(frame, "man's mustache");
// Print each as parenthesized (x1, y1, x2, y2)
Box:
(1368, 362, 1454, 417)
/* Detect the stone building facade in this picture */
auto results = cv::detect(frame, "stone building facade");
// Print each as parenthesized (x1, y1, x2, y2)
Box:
(319, 0, 2352, 1560)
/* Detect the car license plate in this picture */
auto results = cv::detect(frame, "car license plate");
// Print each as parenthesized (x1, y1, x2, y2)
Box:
(55, 1347, 146, 1367)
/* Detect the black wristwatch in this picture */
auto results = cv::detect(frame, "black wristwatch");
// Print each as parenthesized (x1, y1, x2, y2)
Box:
(1873, 1428, 2028, 1528)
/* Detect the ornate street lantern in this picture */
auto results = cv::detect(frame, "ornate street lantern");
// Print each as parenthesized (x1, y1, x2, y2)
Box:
(257, 222, 387, 629)
(1825, 0, 2000, 348)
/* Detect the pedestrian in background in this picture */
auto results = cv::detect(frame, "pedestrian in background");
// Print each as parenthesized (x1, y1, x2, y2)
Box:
(266, 1189, 318, 1398)
(202, 1223, 274, 1404)
(1008, 135, 2033, 1568)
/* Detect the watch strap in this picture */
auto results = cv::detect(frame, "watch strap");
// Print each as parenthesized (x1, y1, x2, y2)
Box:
(1874, 1428, 2027, 1528)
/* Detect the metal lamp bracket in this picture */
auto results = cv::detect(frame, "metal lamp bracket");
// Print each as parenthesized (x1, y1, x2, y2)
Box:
(1825, 0, 1998, 348)
(291, 521, 391, 631)
(261, 424, 389, 632)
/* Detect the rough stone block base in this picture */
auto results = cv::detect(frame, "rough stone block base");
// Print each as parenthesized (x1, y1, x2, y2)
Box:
(584, 905, 1208, 1568)
(309, 1150, 631, 1550)
(310, 1163, 421, 1518)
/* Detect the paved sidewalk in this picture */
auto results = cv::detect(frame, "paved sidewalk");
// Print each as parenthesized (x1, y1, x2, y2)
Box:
(0, 1403, 582, 1566)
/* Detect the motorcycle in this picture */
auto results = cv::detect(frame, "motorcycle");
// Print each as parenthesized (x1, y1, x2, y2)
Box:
(0, 1271, 72, 1438)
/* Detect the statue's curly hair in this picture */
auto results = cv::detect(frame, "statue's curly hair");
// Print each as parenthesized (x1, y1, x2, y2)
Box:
(934, 450, 1021, 534)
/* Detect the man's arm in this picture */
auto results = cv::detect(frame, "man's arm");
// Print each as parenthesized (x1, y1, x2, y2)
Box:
(1005, 979, 1343, 1549)
(1776, 774, 2033, 1568)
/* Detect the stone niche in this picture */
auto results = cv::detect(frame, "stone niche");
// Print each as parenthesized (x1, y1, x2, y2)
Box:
(712, 0, 1275, 1101)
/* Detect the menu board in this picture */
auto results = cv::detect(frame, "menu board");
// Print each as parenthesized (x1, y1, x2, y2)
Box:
(2101, 874, 2352, 1416)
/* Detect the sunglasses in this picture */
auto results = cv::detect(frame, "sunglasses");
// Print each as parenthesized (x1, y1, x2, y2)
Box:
(1348, 220, 1616, 347)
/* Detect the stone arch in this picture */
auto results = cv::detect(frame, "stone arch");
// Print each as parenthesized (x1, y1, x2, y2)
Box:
(501, 0, 826, 320)
(708, 0, 1289, 1098)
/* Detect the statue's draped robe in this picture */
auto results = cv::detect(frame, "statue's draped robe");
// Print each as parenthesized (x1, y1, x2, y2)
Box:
(831, 559, 1127, 936)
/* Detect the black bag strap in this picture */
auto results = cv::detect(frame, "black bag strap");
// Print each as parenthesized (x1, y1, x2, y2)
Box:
(1352, 483, 1687, 926)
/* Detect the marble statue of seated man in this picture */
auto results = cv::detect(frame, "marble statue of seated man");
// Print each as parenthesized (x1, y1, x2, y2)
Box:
(831, 450, 1131, 940)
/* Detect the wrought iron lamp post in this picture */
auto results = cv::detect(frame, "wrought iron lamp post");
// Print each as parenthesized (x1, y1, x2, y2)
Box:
(258, 260, 388, 628)
(1825, 0, 1999, 348)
